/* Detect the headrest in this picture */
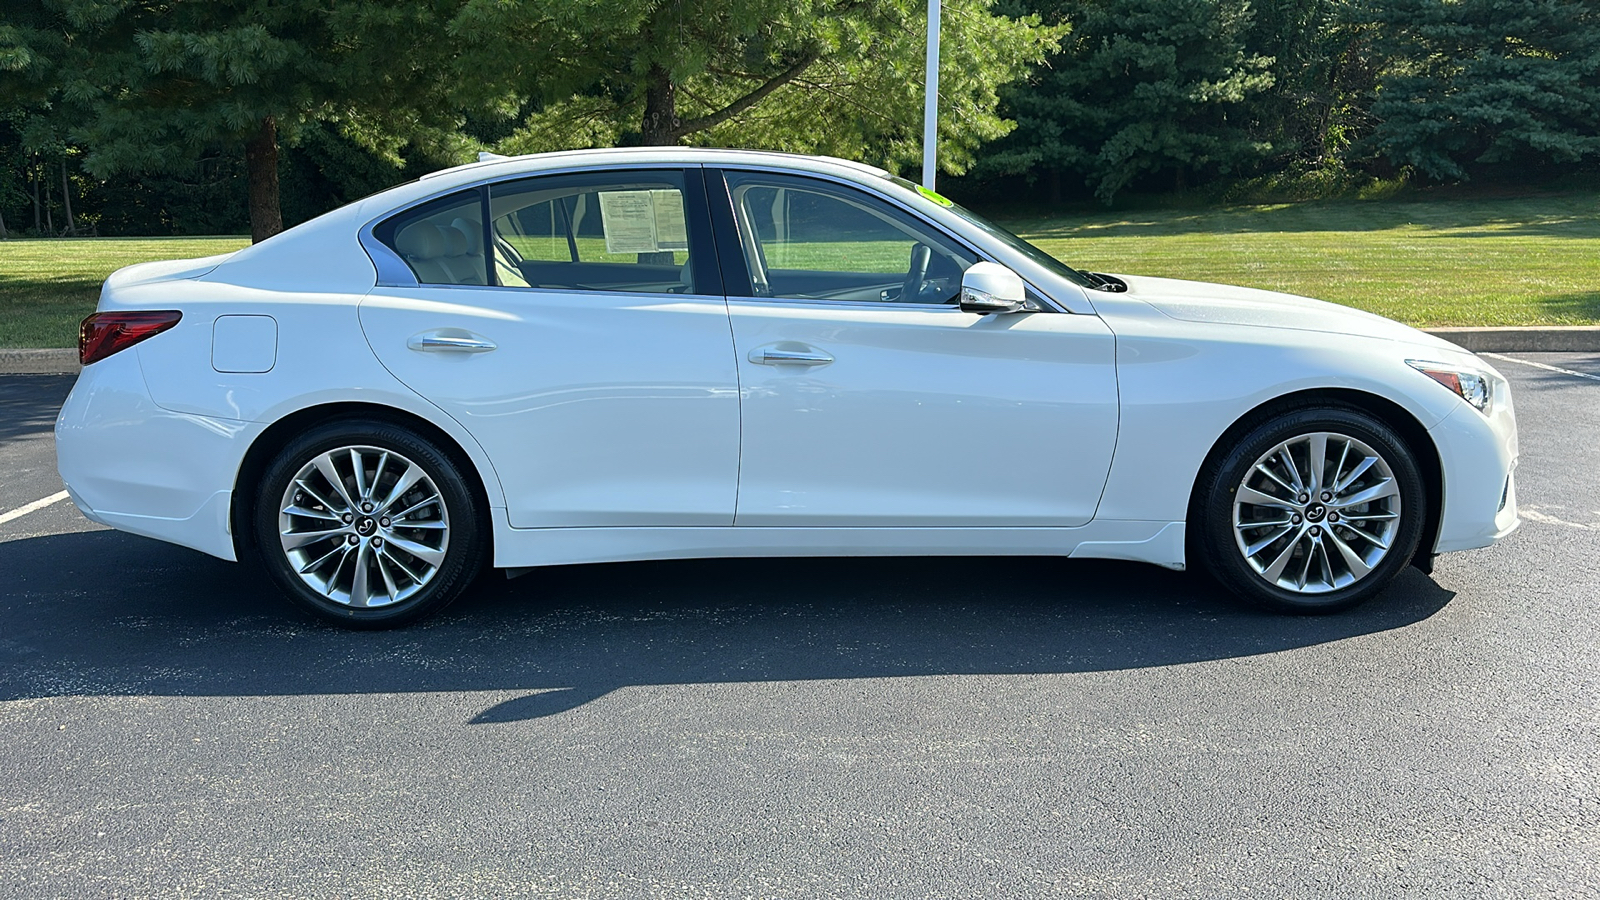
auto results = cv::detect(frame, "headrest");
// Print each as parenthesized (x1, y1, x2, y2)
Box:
(441, 224, 469, 256)
(395, 222, 446, 259)
(449, 218, 483, 254)
(680, 258, 693, 290)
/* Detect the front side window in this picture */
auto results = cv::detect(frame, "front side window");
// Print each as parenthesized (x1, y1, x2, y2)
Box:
(488, 170, 702, 294)
(374, 190, 488, 287)
(724, 172, 976, 304)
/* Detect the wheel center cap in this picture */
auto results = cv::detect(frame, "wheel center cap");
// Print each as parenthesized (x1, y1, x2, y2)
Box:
(1306, 504, 1326, 522)
(355, 517, 377, 536)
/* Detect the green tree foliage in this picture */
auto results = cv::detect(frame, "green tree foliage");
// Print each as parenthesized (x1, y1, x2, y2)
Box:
(0, 3, 69, 235)
(12, 0, 1600, 237)
(0, 0, 476, 241)
(1365, 0, 1600, 181)
(481, 0, 1062, 177)
(980, 0, 1276, 203)
(2, 0, 1059, 235)
(1244, 0, 1378, 167)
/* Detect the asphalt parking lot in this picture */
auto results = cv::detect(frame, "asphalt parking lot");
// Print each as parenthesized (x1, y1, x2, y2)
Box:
(2, 353, 1597, 898)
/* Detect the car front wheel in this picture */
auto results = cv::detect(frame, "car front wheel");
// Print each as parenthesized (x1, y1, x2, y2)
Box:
(1197, 407, 1427, 613)
(253, 420, 486, 627)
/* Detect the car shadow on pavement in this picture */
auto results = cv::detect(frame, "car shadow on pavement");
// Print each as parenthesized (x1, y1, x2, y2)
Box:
(0, 530, 1455, 721)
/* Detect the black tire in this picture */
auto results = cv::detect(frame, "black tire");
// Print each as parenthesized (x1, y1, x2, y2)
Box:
(1195, 406, 1426, 614)
(252, 419, 487, 628)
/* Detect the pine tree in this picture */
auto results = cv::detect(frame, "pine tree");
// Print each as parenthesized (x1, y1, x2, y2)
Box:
(1243, 0, 1383, 171)
(980, 0, 1275, 203)
(2, 1, 472, 242)
(1365, 0, 1600, 181)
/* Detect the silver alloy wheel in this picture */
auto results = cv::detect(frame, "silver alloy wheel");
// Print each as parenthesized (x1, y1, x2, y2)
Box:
(277, 445, 450, 609)
(1232, 431, 1402, 594)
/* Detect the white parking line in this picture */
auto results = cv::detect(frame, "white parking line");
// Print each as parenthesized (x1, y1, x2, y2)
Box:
(1519, 505, 1600, 530)
(1482, 352, 1600, 383)
(0, 491, 70, 526)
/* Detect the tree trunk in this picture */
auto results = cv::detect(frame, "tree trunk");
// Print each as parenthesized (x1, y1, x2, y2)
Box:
(0, 201, 8, 239)
(43, 164, 54, 236)
(245, 116, 284, 243)
(31, 163, 41, 233)
(61, 161, 77, 237)
(641, 64, 680, 146)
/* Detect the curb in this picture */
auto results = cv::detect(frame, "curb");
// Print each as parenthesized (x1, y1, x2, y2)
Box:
(1, 327, 1596, 376)
(0, 349, 79, 375)
(1422, 326, 1600, 353)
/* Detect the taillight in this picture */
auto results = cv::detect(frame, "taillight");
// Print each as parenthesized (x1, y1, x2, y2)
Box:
(79, 310, 183, 366)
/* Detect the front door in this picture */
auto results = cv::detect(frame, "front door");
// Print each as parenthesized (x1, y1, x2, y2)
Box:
(714, 170, 1119, 527)
(359, 169, 740, 528)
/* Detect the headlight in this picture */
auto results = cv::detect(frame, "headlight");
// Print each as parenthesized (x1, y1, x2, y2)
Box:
(1406, 359, 1492, 411)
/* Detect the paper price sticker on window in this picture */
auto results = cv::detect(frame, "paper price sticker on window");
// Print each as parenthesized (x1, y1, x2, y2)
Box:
(652, 190, 688, 251)
(598, 189, 689, 254)
(598, 191, 658, 254)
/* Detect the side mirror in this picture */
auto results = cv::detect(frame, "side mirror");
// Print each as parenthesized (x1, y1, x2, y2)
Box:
(959, 262, 1030, 314)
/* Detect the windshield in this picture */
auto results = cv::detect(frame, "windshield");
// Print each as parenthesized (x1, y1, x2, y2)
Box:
(888, 176, 1097, 288)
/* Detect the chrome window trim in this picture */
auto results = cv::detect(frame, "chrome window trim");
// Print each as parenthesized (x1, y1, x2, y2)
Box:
(478, 282, 722, 299)
(366, 280, 962, 311)
(359, 227, 419, 288)
(363, 282, 714, 304)
(724, 295, 969, 313)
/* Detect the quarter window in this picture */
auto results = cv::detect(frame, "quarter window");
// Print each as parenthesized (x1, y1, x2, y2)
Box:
(724, 172, 976, 304)
(374, 190, 488, 287)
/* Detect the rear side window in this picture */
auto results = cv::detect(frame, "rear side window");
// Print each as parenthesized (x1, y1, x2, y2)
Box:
(488, 170, 706, 295)
(373, 190, 488, 286)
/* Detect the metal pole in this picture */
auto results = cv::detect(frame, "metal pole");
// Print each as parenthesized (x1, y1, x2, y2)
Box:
(921, 0, 941, 189)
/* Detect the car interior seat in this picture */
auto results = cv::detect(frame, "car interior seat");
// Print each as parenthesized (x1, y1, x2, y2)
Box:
(394, 222, 455, 285)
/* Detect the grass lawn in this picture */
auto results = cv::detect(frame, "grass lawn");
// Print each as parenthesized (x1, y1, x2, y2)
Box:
(1, 190, 1596, 348)
(0, 237, 249, 349)
(999, 191, 1600, 328)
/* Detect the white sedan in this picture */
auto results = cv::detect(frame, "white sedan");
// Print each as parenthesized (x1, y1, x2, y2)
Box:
(56, 148, 1519, 626)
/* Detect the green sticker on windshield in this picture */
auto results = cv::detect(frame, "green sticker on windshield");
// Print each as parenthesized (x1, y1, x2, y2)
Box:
(917, 185, 954, 207)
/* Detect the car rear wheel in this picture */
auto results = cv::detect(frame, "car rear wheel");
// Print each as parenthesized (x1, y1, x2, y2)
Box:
(1196, 407, 1426, 613)
(253, 420, 486, 628)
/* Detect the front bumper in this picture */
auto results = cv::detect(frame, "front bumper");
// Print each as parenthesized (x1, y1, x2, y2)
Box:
(1428, 385, 1520, 554)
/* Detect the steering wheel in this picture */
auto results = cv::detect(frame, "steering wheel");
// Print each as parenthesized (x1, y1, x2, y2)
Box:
(900, 243, 932, 302)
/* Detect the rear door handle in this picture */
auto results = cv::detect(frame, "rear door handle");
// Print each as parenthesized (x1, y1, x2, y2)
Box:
(407, 330, 498, 353)
(750, 344, 834, 367)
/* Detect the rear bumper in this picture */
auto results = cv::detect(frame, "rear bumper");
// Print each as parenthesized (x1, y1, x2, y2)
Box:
(55, 351, 260, 562)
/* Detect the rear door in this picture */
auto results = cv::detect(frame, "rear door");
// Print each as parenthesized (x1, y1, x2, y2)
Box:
(359, 168, 741, 528)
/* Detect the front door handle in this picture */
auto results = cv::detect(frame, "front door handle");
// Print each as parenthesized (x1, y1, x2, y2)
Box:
(750, 344, 834, 367)
(407, 330, 498, 353)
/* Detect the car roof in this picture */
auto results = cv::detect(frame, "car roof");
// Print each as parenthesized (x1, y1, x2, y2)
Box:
(416, 146, 893, 186)
(347, 147, 899, 225)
